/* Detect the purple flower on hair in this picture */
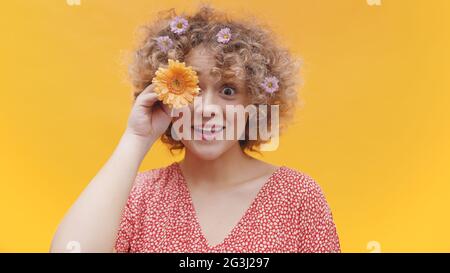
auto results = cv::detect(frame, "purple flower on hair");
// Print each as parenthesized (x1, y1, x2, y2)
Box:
(170, 16, 189, 35)
(216, 27, 232, 44)
(156, 36, 174, 53)
(260, 76, 279, 94)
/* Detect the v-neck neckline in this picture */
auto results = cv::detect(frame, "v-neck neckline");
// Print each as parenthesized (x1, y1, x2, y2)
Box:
(174, 161, 284, 250)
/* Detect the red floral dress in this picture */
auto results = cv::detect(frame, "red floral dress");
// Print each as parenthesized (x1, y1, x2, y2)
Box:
(114, 162, 340, 253)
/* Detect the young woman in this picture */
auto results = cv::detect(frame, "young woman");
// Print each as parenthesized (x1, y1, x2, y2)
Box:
(50, 4, 340, 253)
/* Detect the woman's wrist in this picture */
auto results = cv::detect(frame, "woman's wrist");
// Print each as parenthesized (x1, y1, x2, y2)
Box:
(118, 129, 156, 162)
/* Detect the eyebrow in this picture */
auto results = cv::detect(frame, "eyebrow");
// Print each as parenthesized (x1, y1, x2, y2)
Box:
(194, 69, 213, 79)
(194, 68, 245, 89)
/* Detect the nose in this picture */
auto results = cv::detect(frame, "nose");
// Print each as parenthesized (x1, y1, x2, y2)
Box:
(193, 88, 222, 118)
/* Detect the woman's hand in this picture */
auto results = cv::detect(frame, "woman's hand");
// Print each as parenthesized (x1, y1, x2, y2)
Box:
(125, 83, 172, 142)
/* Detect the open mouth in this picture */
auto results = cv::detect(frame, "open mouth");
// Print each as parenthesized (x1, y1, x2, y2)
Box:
(191, 124, 225, 140)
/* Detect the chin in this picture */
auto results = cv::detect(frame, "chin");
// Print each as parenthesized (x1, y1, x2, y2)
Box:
(182, 140, 235, 161)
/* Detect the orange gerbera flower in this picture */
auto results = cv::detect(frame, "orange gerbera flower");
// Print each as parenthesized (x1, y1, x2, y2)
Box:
(152, 59, 201, 109)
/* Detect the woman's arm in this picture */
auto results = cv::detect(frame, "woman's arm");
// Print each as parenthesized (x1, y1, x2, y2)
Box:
(50, 84, 171, 252)
(50, 130, 154, 253)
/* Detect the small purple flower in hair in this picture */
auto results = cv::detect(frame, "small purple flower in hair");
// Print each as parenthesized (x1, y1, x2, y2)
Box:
(216, 27, 232, 44)
(170, 16, 189, 35)
(260, 76, 279, 94)
(156, 36, 174, 53)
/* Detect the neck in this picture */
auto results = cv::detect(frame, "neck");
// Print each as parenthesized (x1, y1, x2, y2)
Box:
(179, 143, 256, 187)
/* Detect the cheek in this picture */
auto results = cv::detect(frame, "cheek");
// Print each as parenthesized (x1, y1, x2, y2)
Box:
(223, 106, 250, 139)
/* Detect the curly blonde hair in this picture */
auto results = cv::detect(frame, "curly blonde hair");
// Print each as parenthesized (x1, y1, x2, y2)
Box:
(129, 3, 302, 153)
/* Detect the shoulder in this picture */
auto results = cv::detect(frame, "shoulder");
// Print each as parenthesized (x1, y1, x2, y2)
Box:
(127, 162, 180, 201)
(276, 166, 326, 197)
(275, 166, 331, 210)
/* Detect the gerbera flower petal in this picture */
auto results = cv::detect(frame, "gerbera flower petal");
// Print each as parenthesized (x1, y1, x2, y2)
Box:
(151, 59, 200, 109)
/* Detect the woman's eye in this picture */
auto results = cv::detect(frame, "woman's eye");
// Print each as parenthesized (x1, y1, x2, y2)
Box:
(221, 86, 236, 96)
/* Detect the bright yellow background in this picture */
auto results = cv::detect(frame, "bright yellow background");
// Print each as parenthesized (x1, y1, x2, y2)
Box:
(1, 0, 449, 252)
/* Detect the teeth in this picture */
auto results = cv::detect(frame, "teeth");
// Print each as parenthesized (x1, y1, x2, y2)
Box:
(192, 126, 224, 134)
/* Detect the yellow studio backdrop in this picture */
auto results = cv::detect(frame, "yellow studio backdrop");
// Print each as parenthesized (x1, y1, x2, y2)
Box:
(1, 0, 449, 252)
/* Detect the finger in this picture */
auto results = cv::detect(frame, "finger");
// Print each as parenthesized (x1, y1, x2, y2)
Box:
(140, 83, 155, 95)
(134, 83, 155, 101)
(136, 92, 159, 108)
(159, 101, 172, 116)
(153, 102, 172, 122)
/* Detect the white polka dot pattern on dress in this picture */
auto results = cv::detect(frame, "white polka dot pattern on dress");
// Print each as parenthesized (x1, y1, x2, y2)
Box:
(114, 162, 341, 253)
